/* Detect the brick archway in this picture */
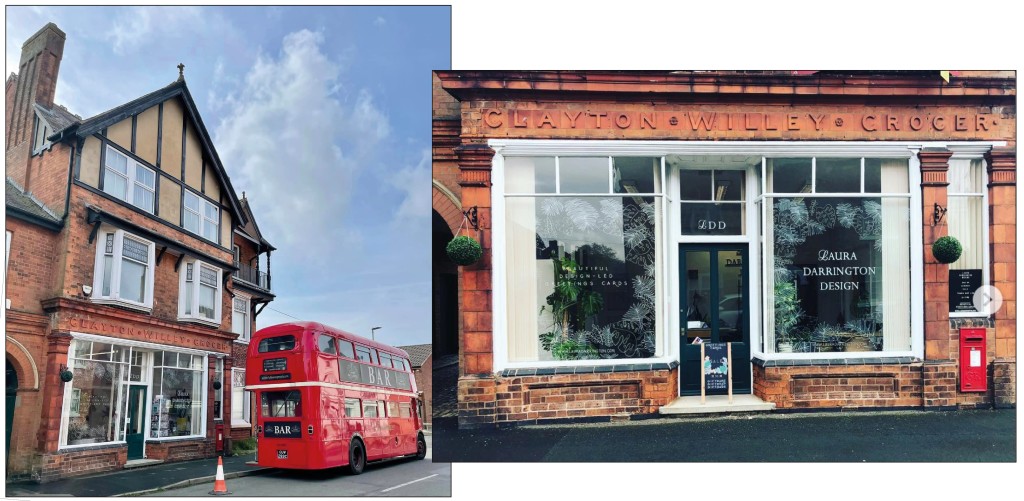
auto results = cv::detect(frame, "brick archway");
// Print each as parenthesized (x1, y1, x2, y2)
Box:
(5, 337, 39, 390)
(432, 180, 462, 236)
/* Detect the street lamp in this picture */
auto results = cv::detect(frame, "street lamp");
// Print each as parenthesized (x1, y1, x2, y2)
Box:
(371, 326, 382, 341)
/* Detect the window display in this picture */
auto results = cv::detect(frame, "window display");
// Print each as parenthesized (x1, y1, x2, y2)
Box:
(150, 351, 204, 438)
(766, 158, 910, 354)
(504, 156, 663, 362)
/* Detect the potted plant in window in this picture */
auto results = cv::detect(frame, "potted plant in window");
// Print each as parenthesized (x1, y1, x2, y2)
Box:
(539, 254, 602, 361)
(773, 279, 804, 353)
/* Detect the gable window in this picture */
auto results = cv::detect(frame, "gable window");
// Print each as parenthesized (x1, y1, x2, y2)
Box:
(231, 296, 250, 342)
(91, 228, 156, 310)
(178, 258, 223, 325)
(183, 191, 219, 243)
(104, 146, 155, 213)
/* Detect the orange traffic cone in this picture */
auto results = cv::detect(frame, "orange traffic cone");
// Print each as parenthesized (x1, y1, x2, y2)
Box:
(209, 456, 232, 495)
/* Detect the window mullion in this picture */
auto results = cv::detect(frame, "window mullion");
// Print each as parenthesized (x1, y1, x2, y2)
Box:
(111, 231, 124, 299)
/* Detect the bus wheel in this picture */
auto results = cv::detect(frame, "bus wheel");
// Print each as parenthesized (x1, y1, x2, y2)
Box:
(348, 439, 366, 475)
(416, 433, 427, 460)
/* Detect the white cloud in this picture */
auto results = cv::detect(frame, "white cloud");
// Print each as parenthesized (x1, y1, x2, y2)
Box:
(389, 148, 431, 226)
(374, 16, 386, 27)
(214, 29, 389, 265)
(107, 7, 205, 55)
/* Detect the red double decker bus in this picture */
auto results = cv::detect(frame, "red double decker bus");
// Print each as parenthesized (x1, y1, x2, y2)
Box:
(245, 322, 426, 473)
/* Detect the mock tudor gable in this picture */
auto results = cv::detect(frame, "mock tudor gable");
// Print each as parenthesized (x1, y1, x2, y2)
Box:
(54, 79, 246, 250)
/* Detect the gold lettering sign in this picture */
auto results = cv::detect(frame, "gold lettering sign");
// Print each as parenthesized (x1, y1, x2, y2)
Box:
(477, 109, 1000, 137)
(67, 316, 229, 353)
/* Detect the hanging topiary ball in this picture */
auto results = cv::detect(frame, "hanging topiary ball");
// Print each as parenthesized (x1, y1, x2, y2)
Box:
(212, 381, 222, 390)
(446, 235, 482, 266)
(60, 369, 74, 383)
(932, 235, 962, 264)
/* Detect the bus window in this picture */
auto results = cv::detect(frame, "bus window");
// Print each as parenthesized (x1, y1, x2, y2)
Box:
(398, 358, 410, 371)
(377, 401, 386, 418)
(354, 345, 373, 363)
(261, 390, 302, 417)
(399, 403, 412, 418)
(362, 400, 379, 418)
(387, 401, 400, 417)
(338, 340, 355, 359)
(379, 352, 394, 368)
(369, 349, 379, 365)
(344, 398, 361, 418)
(258, 335, 296, 353)
(317, 334, 337, 355)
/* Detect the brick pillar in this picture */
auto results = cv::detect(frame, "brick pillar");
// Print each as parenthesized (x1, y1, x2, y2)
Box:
(919, 148, 953, 361)
(455, 141, 497, 428)
(986, 147, 1016, 358)
(37, 330, 72, 452)
(986, 147, 1015, 408)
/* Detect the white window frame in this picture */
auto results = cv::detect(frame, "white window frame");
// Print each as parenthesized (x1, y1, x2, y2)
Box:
(947, 147, 991, 318)
(104, 145, 156, 213)
(91, 227, 156, 311)
(231, 294, 251, 343)
(177, 258, 223, 326)
(183, 190, 219, 244)
(489, 140, 1005, 374)
(214, 357, 224, 421)
(231, 368, 251, 427)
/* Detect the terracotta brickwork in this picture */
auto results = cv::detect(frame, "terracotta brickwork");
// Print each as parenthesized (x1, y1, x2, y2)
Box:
(34, 445, 127, 483)
(4, 23, 273, 481)
(434, 71, 1016, 427)
(992, 359, 1016, 408)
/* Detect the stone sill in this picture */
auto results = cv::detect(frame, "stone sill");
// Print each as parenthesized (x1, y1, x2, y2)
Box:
(500, 360, 679, 377)
(753, 356, 920, 368)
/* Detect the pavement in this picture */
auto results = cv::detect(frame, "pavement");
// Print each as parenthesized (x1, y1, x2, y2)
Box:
(432, 408, 1016, 462)
(4, 453, 269, 497)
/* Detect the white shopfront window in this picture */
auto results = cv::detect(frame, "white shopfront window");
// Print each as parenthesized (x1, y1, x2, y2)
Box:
(486, 140, 1002, 371)
(59, 334, 214, 450)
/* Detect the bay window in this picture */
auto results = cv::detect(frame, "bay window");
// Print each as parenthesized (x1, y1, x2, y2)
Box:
(104, 146, 155, 213)
(92, 228, 156, 310)
(502, 155, 664, 363)
(764, 157, 911, 355)
(179, 259, 223, 324)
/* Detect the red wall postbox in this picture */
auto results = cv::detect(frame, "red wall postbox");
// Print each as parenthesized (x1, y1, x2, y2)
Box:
(959, 328, 987, 393)
(215, 423, 225, 452)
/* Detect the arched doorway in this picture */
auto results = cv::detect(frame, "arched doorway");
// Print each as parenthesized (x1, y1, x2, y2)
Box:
(6, 358, 19, 462)
(432, 210, 459, 356)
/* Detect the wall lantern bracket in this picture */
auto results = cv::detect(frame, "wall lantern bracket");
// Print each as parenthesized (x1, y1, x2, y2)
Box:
(463, 206, 480, 231)
(933, 203, 947, 226)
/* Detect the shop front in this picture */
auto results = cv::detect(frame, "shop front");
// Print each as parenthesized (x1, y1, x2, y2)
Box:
(34, 299, 233, 479)
(432, 71, 1016, 427)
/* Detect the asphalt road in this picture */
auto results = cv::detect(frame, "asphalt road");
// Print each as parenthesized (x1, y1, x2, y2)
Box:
(147, 437, 450, 497)
(433, 409, 1016, 462)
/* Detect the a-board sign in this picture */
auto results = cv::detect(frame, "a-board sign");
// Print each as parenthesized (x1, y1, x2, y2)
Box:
(949, 269, 982, 312)
(703, 342, 729, 391)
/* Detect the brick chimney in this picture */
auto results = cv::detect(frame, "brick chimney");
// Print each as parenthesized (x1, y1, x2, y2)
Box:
(5, 23, 66, 186)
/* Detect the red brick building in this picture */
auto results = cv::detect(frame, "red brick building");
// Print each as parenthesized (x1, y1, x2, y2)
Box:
(397, 344, 433, 427)
(431, 70, 1016, 428)
(4, 23, 274, 480)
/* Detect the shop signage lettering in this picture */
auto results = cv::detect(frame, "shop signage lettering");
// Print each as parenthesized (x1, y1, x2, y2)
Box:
(802, 250, 876, 291)
(338, 359, 412, 391)
(67, 317, 229, 353)
(698, 219, 727, 231)
(543, 266, 629, 288)
(264, 421, 301, 438)
(481, 109, 998, 135)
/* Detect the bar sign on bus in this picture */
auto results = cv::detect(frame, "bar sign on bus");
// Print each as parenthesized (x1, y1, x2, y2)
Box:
(263, 358, 287, 372)
(338, 359, 412, 391)
(264, 421, 301, 438)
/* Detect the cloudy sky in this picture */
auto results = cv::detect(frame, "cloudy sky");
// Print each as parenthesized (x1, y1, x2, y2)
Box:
(6, 5, 450, 348)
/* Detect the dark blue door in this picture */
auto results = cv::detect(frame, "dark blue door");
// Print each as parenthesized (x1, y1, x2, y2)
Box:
(679, 245, 751, 395)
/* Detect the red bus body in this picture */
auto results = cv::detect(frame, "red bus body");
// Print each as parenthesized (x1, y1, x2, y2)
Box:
(245, 322, 424, 470)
